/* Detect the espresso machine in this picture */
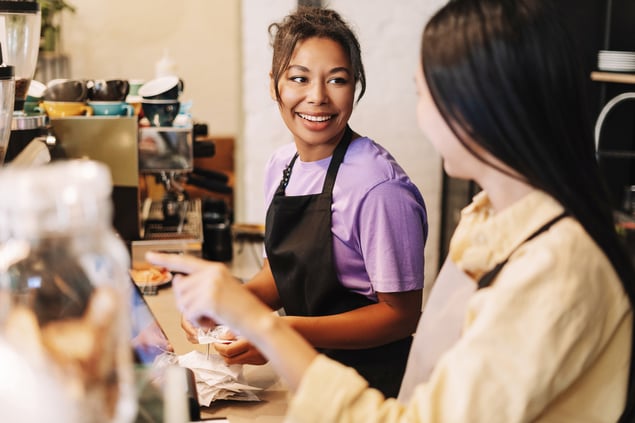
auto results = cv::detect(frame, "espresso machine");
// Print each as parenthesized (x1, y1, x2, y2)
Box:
(47, 117, 205, 262)
(134, 124, 204, 262)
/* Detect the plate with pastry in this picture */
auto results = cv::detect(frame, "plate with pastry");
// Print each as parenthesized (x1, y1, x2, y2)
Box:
(129, 265, 173, 288)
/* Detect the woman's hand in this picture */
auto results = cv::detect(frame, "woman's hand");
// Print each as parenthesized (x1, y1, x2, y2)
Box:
(145, 252, 269, 337)
(181, 315, 200, 343)
(214, 338, 268, 365)
(145, 251, 318, 392)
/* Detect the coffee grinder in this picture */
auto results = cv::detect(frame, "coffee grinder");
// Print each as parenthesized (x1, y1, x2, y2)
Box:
(0, 1, 50, 166)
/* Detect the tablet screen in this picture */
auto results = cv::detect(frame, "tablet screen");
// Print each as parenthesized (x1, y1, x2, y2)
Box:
(129, 282, 172, 365)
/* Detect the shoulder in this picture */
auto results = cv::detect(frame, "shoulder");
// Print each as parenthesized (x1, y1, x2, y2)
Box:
(519, 217, 614, 276)
(264, 143, 297, 181)
(263, 143, 297, 200)
(493, 216, 625, 310)
(339, 136, 421, 195)
(343, 136, 398, 175)
(266, 142, 297, 172)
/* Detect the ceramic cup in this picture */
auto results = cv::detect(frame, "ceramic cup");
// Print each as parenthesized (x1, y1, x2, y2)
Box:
(23, 101, 42, 115)
(40, 101, 93, 118)
(141, 99, 180, 126)
(138, 76, 183, 100)
(88, 101, 134, 116)
(43, 79, 89, 102)
(26, 80, 46, 102)
(87, 79, 130, 101)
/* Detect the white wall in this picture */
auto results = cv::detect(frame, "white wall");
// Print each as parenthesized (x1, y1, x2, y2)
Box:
(241, 0, 445, 279)
(60, 0, 241, 137)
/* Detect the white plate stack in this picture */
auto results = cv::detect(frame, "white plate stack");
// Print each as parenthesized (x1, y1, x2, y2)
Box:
(598, 50, 635, 72)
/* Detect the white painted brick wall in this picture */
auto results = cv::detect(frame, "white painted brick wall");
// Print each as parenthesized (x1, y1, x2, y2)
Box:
(240, 0, 447, 280)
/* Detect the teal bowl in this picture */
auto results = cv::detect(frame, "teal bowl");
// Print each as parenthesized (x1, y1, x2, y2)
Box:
(88, 101, 134, 116)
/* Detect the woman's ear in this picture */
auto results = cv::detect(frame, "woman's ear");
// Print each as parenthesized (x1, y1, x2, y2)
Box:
(269, 72, 277, 101)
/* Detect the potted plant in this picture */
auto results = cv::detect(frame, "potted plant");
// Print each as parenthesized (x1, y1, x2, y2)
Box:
(38, 0, 76, 53)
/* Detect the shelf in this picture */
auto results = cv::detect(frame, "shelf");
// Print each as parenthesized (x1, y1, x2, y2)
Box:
(597, 150, 635, 159)
(591, 71, 635, 85)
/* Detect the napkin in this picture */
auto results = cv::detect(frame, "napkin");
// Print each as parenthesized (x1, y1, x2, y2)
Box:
(196, 325, 236, 344)
(177, 350, 262, 406)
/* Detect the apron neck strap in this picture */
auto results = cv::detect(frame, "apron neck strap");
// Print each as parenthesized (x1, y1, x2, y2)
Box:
(322, 125, 353, 194)
(276, 153, 299, 194)
(477, 211, 568, 289)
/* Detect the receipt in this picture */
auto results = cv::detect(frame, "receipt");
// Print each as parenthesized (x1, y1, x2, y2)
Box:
(196, 325, 236, 344)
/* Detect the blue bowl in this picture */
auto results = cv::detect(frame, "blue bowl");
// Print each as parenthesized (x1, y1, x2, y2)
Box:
(88, 101, 134, 116)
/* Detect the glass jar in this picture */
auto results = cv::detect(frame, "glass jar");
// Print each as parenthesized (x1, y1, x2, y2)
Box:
(0, 40, 14, 165)
(0, 160, 137, 423)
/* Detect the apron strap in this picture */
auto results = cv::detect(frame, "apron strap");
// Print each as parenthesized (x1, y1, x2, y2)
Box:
(322, 126, 353, 194)
(478, 211, 568, 289)
(275, 153, 299, 195)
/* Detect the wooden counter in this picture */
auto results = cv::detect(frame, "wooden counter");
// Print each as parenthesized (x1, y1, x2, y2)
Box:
(143, 242, 289, 422)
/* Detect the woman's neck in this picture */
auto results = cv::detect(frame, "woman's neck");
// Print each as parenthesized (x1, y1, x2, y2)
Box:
(478, 170, 534, 214)
(294, 129, 359, 162)
(295, 142, 339, 162)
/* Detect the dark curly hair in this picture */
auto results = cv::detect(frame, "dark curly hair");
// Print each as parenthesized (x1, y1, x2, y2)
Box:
(268, 6, 366, 103)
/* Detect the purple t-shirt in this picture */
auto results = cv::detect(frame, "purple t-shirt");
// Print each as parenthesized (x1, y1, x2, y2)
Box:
(264, 136, 427, 301)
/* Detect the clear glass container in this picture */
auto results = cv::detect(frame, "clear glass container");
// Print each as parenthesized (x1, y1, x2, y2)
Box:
(0, 1, 41, 111)
(0, 40, 14, 165)
(0, 160, 137, 423)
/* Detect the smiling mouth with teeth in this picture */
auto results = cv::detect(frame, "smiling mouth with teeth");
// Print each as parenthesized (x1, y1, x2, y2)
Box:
(298, 113, 334, 122)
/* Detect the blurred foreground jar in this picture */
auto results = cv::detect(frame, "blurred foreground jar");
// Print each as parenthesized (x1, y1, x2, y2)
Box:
(0, 160, 137, 423)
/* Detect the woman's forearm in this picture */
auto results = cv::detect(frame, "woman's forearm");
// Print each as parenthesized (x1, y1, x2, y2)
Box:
(283, 290, 422, 349)
(244, 259, 283, 310)
(247, 311, 319, 392)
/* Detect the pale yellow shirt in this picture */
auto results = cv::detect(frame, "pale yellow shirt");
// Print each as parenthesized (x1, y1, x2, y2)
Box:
(286, 190, 632, 422)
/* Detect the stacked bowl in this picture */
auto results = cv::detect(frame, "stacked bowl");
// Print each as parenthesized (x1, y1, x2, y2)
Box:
(598, 50, 635, 72)
(138, 76, 183, 126)
(87, 79, 133, 116)
(40, 79, 93, 118)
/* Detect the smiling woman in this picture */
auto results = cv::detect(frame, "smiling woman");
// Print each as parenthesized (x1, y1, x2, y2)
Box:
(171, 6, 429, 399)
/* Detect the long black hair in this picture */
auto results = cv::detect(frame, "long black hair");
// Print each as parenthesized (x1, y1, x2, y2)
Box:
(421, 0, 635, 419)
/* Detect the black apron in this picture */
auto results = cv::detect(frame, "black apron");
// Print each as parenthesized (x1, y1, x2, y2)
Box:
(264, 126, 412, 398)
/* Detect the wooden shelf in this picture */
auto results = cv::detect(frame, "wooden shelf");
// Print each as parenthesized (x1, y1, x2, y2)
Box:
(591, 71, 635, 85)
